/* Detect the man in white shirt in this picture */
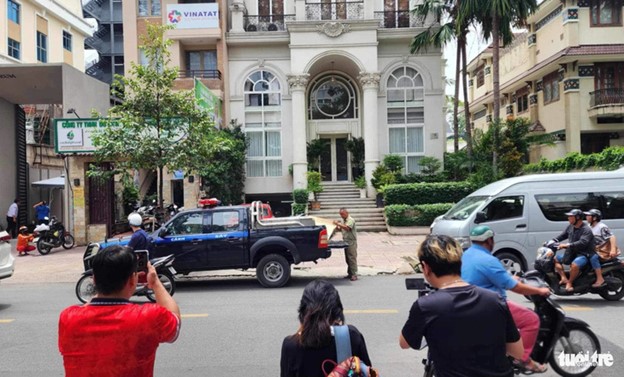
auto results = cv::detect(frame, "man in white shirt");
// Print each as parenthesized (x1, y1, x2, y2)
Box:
(6, 198, 19, 238)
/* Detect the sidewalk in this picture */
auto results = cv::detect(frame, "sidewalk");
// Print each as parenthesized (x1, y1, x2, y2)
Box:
(4, 232, 425, 284)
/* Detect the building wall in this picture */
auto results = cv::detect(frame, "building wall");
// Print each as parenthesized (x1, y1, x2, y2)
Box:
(0, 99, 17, 226)
(0, 0, 89, 70)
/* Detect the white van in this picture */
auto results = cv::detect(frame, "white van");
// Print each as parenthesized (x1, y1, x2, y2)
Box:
(430, 169, 624, 273)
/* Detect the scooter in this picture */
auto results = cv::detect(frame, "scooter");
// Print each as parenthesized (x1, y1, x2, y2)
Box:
(36, 216, 74, 255)
(75, 243, 176, 303)
(406, 277, 601, 377)
(529, 242, 624, 301)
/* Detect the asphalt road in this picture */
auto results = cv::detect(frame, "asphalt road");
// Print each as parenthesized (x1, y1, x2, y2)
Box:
(1, 275, 623, 376)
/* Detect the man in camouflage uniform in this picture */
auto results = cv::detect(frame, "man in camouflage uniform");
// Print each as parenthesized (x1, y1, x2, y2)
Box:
(331, 208, 358, 281)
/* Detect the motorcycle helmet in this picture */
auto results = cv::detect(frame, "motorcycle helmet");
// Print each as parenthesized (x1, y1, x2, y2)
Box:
(128, 213, 143, 227)
(584, 209, 602, 221)
(534, 256, 555, 273)
(470, 225, 495, 242)
(564, 209, 583, 221)
(19, 226, 28, 234)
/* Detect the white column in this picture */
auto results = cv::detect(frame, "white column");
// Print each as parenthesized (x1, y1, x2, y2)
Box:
(295, 0, 306, 21)
(229, 2, 246, 32)
(358, 72, 381, 197)
(288, 74, 310, 190)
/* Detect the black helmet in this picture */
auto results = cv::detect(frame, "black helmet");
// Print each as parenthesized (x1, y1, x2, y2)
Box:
(564, 209, 583, 221)
(584, 209, 602, 221)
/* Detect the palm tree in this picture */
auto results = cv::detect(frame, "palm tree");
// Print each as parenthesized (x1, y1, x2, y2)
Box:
(462, 0, 537, 174)
(411, 0, 474, 156)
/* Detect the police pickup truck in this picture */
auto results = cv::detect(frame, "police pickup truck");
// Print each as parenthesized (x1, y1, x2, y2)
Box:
(91, 202, 339, 288)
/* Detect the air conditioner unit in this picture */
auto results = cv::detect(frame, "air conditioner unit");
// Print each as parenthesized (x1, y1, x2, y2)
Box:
(268, 23, 278, 31)
(25, 122, 36, 145)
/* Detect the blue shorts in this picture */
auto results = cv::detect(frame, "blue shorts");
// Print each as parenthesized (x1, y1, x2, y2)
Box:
(556, 253, 601, 269)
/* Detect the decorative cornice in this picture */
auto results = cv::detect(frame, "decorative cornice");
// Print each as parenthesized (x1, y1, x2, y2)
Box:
(287, 74, 310, 91)
(358, 72, 381, 89)
(316, 22, 351, 38)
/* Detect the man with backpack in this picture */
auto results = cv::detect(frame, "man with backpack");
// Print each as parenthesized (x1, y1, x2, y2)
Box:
(127, 213, 151, 252)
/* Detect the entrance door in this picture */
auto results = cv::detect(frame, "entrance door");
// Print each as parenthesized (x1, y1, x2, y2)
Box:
(319, 137, 349, 182)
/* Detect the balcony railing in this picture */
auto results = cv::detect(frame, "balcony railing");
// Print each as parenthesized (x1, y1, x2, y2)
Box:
(590, 88, 624, 107)
(305, 1, 364, 21)
(243, 14, 296, 32)
(178, 70, 222, 80)
(374, 10, 424, 28)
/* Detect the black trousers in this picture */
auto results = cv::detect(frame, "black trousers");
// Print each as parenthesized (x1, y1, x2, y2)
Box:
(6, 216, 17, 238)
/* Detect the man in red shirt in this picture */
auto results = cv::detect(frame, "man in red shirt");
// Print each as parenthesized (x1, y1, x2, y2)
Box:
(58, 245, 180, 377)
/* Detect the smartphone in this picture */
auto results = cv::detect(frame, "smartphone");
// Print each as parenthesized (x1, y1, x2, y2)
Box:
(135, 250, 149, 273)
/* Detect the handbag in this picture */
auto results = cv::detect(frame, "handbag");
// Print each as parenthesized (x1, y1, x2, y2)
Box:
(321, 326, 379, 377)
(596, 241, 622, 261)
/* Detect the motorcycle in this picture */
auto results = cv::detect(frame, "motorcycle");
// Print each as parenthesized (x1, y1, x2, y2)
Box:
(528, 242, 624, 301)
(36, 216, 74, 255)
(406, 277, 601, 377)
(75, 242, 176, 303)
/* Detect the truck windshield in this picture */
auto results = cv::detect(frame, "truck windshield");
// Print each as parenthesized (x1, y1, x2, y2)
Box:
(443, 196, 489, 220)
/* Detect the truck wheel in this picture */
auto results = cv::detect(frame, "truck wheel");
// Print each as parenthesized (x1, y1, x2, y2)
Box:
(257, 254, 291, 288)
(496, 252, 524, 275)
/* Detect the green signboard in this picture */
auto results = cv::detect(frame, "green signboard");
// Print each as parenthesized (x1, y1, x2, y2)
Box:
(54, 118, 117, 154)
(194, 78, 222, 127)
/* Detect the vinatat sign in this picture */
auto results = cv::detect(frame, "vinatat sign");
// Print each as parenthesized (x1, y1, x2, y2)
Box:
(166, 3, 219, 29)
(54, 118, 118, 154)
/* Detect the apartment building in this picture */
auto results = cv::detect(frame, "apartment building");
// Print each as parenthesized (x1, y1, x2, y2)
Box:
(467, 0, 624, 162)
(0, 0, 107, 234)
(228, 0, 445, 203)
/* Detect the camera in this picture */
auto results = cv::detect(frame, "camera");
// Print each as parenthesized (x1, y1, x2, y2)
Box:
(405, 278, 434, 298)
(135, 250, 149, 273)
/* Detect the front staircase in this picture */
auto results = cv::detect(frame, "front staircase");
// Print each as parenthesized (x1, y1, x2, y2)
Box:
(309, 182, 387, 232)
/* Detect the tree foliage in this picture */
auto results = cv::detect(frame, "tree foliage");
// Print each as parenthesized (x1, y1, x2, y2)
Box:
(91, 23, 246, 206)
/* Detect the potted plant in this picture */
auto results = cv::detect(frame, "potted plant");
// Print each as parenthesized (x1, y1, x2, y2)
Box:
(354, 175, 367, 198)
(307, 171, 323, 210)
(292, 188, 309, 216)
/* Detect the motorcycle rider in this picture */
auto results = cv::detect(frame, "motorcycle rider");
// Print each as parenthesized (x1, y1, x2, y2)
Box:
(586, 207, 619, 259)
(461, 225, 550, 374)
(127, 213, 151, 253)
(551, 209, 600, 291)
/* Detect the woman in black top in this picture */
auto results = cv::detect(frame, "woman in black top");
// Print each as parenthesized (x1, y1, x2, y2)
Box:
(280, 280, 372, 377)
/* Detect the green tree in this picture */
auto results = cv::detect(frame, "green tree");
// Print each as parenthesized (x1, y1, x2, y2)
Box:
(412, 0, 475, 156)
(91, 23, 242, 207)
(462, 0, 537, 174)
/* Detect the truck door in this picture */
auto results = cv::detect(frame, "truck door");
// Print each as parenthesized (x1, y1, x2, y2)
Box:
(152, 211, 207, 273)
(204, 209, 248, 268)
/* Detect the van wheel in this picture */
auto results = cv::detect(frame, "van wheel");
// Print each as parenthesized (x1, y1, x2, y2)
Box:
(496, 252, 524, 275)
(256, 254, 291, 288)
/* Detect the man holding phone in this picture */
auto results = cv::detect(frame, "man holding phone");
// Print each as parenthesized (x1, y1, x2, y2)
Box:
(58, 245, 180, 377)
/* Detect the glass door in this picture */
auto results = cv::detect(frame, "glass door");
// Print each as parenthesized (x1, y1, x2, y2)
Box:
(318, 136, 350, 182)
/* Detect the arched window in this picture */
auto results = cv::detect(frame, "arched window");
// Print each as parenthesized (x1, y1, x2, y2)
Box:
(308, 75, 357, 120)
(244, 70, 282, 177)
(387, 66, 425, 173)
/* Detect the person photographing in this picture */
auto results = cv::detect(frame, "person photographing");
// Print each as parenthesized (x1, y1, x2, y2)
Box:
(58, 245, 180, 377)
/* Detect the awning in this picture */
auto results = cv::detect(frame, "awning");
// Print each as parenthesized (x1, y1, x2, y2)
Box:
(31, 176, 65, 188)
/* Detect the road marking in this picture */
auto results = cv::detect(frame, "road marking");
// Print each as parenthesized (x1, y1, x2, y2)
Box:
(0, 319, 15, 323)
(561, 306, 593, 312)
(181, 313, 209, 318)
(344, 309, 399, 314)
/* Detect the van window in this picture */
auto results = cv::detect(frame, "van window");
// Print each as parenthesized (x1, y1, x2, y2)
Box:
(444, 196, 489, 220)
(603, 192, 624, 219)
(482, 196, 524, 221)
(535, 193, 601, 221)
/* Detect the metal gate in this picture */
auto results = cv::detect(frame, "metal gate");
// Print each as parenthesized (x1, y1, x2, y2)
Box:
(88, 163, 115, 237)
(15, 105, 28, 226)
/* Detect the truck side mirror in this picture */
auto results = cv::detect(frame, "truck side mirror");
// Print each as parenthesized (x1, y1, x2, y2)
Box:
(475, 211, 487, 224)
(158, 228, 168, 238)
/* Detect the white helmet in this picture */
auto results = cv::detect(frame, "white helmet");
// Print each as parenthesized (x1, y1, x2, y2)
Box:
(128, 213, 143, 227)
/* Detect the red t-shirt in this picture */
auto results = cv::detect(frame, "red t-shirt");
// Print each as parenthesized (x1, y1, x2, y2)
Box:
(58, 299, 180, 377)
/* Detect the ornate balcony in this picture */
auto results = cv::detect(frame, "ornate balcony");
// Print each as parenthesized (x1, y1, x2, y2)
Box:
(174, 70, 222, 91)
(305, 1, 364, 21)
(374, 10, 424, 28)
(589, 88, 624, 119)
(178, 70, 221, 80)
(243, 14, 296, 32)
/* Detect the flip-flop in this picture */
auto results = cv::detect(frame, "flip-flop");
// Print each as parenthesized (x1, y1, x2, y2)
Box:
(565, 286, 574, 292)
(591, 282, 607, 288)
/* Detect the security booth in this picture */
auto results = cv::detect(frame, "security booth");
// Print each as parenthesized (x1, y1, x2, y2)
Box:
(0, 63, 109, 244)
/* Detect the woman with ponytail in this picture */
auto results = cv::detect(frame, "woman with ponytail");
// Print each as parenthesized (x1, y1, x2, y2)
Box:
(280, 280, 372, 377)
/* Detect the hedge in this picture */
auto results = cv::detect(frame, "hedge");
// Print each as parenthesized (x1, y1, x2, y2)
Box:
(291, 203, 307, 216)
(385, 203, 454, 226)
(384, 181, 476, 206)
(524, 146, 624, 173)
